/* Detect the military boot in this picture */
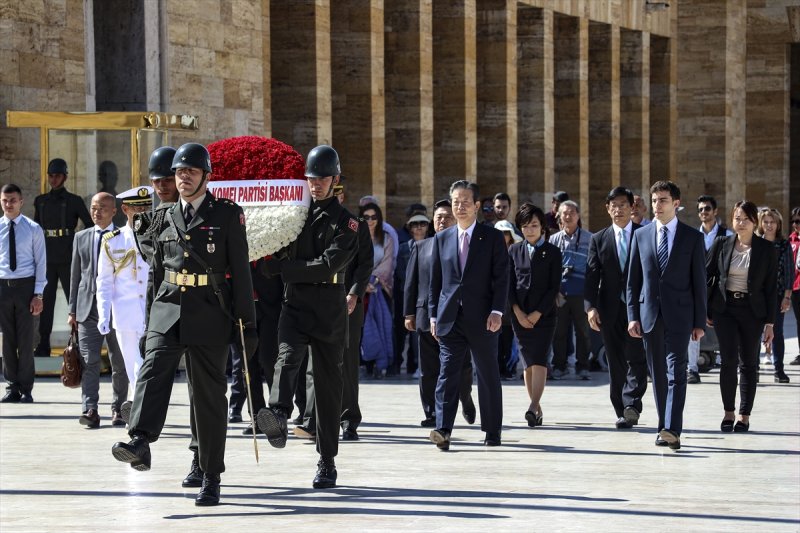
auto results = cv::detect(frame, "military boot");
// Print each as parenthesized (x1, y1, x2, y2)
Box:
(182, 452, 204, 488)
(312, 456, 337, 489)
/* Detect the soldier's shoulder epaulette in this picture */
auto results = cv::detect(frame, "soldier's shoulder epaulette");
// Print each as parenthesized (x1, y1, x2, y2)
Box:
(103, 228, 121, 241)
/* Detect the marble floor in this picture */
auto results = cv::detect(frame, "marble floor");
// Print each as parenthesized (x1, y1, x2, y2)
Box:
(1, 333, 799, 532)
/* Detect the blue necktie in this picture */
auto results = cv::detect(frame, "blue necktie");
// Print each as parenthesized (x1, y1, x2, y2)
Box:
(657, 226, 669, 273)
(618, 229, 627, 271)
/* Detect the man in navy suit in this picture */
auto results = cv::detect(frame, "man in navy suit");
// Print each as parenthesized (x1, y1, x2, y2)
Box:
(585, 186, 647, 430)
(428, 180, 509, 450)
(627, 181, 706, 450)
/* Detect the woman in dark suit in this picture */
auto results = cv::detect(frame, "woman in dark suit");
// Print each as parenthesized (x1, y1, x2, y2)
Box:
(508, 203, 562, 427)
(707, 200, 777, 433)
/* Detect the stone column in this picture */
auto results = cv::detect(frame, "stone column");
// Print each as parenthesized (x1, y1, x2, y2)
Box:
(270, 0, 331, 158)
(650, 34, 672, 188)
(385, 0, 434, 214)
(477, 0, 517, 204)
(331, 0, 386, 210)
(620, 29, 650, 197)
(516, 6, 553, 208)
(433, 0, 477, 199)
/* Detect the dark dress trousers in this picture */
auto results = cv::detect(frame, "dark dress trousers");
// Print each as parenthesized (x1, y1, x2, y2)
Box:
(627, 220, 706, 436)
(585, 224, 648, 418)
(707, 234, 777, 415)
(130, 192, 256, 475)
(404, 237, 473, 421)
(507, 240, 562, 367)
(429, 223, 509, 435)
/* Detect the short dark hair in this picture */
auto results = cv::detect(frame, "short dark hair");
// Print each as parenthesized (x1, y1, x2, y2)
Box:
(433, 198, 451, 209)
(552, 191, 569, 203)
(493, 192, 511, 205)
(1, 183, 22, 196)
(696, 195, 717, 210)
(606, 186, 633, 206)
(515, 203, 549, 240)
(731, 200, 759, 225)
(450, 180, 480, 202)
(649, 180, 681, 201)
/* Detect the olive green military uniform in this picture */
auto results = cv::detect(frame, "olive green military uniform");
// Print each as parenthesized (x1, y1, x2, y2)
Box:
(128, 192, 256, 474)
(269, 196, 358, 459)
(33, 187, 92, 354)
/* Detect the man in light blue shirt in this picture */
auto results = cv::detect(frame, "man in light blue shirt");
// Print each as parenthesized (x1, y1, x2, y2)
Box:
(0, 183, 47, 403)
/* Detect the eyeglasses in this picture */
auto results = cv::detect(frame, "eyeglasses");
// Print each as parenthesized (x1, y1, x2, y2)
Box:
(792, 219, 800, 225)
(409, 221, 428, 228)
(362, 215, 378, 221)
(698, 205, 713, 213)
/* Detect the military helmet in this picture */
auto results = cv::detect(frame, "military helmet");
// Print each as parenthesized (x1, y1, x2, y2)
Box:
(171, 143, 212, 173)
(148, 146, 177, 180)
(47, 158, 68, 175)
(304, 145, 341, 178)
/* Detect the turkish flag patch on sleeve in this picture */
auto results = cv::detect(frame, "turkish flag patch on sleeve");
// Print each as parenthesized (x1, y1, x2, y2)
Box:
(240, 213, 246, 226)
(348, 218, 358, 232)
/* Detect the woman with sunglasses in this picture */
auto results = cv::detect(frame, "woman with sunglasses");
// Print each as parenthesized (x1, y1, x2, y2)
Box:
(707, 201, 778, 433)
(789, 208, 800, 366)
(756, 208, 794, 383)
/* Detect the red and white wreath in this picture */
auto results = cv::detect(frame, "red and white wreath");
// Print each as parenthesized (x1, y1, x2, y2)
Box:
(207, 136, 308, 260)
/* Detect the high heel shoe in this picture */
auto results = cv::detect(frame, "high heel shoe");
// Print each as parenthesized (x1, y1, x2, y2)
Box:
(524, 410, 536, 428)
(535, 413, 543, 426)
(733, 420, 750, 433)
(720, 419, 734, 433)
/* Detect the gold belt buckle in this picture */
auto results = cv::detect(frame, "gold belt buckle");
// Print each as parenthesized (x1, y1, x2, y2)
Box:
(181, 274, 194, 286)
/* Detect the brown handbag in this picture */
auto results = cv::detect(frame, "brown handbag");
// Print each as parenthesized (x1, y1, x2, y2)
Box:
(61, 327, 82, 388)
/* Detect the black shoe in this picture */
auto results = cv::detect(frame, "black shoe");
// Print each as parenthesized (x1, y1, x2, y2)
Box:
(111, 410, 126, 427)
(112, 435, 151, 471)
(182, 454, 204, 488)
(688, 370, 701, 384)
(34, 344, 50, 357)
(733, 420, 750, 433)
(119, 401, 132, 423)
(79, 409, 100, 429)
(461, 396, 476, 425)
(19, 393, 33, 404)
(789, 355, 800, 365)
(242, 423, 259, 435)
(525, 410, 537, 428)
(484, 432, 501, 446)
(655, 436, 669, 447)
(291, 415, 304, 425)
(255, 408, 288, 448)
(615, 417, 633, 429)
(313, 457, 337, 489)
(420, 417, 436, 428)
(1, 391, 22, 403)
(623, 406, 640, 426)
(774, 371, 790, 383)
(429, 429, 450, 451)
(342, 428, 359, 441)
(720, 419, 735, 433)
(293, 425, 316, 440)
(659, 429, 681, 450)
(228, 408, 243, 423)
(195, 473, 221, 506)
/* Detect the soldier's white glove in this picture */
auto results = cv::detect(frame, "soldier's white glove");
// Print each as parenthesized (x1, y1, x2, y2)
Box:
(97, 320, 111, 335)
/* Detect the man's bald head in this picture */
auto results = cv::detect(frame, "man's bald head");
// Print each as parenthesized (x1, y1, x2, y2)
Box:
(90, 192, 117, 227)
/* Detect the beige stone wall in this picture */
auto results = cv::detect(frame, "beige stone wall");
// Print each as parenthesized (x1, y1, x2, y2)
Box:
(0, 0, 89, 209)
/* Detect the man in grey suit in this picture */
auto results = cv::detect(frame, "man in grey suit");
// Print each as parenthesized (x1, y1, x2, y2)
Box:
(67, 192, 127, 429)
(404, 199, 475, 428)
(627, 181, 706, 450)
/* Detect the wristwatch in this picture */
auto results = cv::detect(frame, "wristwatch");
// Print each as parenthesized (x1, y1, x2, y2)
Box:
(34, 293, 43, 300)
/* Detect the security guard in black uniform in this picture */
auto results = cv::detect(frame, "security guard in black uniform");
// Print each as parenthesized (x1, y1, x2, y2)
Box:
(33, 158, 92, 357)
(256, 144, 359, 489)
(112, 143, 257, 507)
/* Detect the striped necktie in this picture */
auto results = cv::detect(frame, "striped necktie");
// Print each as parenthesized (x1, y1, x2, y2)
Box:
(657, 226, 669, 273)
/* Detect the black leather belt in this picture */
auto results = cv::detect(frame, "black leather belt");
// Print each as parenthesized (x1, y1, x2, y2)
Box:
(298, 272, 344, 286)
(0, 277, 34, 287)
(726, 290, 749, 300)
(164, 269, 227, 287)
(44, 229, 72, 238)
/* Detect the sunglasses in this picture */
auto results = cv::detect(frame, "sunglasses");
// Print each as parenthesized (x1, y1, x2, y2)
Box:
(363, 215, 378, 221)
(409, 221, 428, 228)
(482, 207, 493, 213)
(792, 219, 800, 225)
(698, 205, 713, 213)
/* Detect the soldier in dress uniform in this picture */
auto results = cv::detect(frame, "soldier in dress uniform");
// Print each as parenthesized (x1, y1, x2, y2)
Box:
(112, 143, 257, 507)
(96, 186, 153, 398)
(33, 158, 93, 357)
(256, 144, 359, 489)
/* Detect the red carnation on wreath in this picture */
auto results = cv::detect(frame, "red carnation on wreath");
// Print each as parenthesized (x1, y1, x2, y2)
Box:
(206, 136, 310, 260)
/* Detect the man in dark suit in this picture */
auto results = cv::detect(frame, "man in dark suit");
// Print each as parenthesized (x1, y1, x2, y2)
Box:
(67, 192, 127, 429)
(585, 187, 648, 430)
(112, 143, 257, 506)
(627, 181, 706, 450)
(404, 199, 475, 428)
(428, 181, 509, 450)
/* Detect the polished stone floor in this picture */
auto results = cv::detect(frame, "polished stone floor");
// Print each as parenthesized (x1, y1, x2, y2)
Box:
(1, 332, 799, 532)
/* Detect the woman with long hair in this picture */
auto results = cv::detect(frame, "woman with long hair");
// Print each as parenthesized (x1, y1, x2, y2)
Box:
(756, 208, 794, 383)
(707, 201, 777, 433)
(507, 203, 562, 427)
